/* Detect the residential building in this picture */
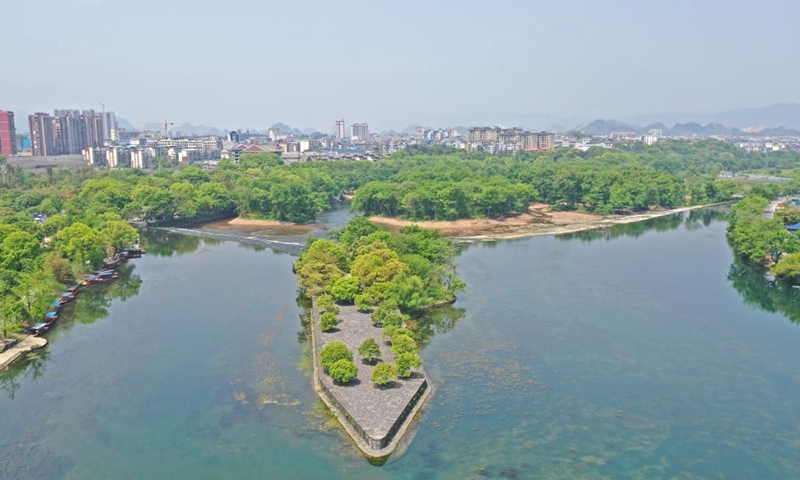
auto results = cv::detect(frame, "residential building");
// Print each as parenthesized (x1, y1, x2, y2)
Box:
(335, 119, 345, 140)
(350, 123, 370, 141)
(0, 110, 17, 156)
(29, 113, 56, 156)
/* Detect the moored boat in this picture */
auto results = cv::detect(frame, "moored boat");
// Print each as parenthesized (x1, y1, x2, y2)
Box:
(59, 291, 76, 303)
(29, 323, 51, 336)
(44, 311, 59, 323)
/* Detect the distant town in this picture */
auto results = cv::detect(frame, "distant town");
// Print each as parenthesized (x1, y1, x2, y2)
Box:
(2, 108, 800, 173)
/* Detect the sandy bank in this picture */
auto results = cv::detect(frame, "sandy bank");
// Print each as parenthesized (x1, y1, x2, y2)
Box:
(227, 217, 297, 227)
(369, 203, 724, 242)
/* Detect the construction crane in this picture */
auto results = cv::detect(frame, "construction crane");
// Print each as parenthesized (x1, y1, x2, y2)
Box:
(164, 119, 174, 138)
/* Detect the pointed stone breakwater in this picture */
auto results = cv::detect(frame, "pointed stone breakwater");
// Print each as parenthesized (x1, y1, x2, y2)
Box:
(309, 300, 431, 459)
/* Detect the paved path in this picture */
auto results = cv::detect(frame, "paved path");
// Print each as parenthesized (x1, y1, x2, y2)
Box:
(0, 336, 47, 371)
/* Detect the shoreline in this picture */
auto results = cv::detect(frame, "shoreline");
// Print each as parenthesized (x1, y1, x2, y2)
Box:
(369, 202, 730, 242)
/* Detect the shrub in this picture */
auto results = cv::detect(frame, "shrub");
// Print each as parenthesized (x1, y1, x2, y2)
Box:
(396, 352, 422, 378)
(328, 359, 358, 383)
(331, 276, 361, 303)
(354, 293, 373, 312)
(391, 334, 418, 356)
(371, 299, 399, 325)
(382, 312, 407, 328)
(320, 341, 353, 371)
(320, 311, 338, 332)
(317, 294, 335, 311)
(372, 363, 397, 386)
(358, 338, 381, 363)
(382, 324, 398, 343)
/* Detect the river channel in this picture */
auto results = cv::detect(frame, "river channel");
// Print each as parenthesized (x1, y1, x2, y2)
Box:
(1, 207, 799, 479)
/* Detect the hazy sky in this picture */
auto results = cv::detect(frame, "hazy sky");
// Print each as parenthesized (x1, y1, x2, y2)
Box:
(2, 0, 798, 131)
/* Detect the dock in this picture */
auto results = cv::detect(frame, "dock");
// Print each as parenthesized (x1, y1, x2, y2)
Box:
(0, 336, 48, 371)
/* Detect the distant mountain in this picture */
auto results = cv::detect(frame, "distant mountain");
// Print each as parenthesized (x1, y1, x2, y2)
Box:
(140, 122, 228, 136)
(643, 122, 669, 133)
(619, 103, 800, 131)
(302, 127, 320, 135)
(669, 122, 740, 136)
(572, 119, 639, 135)
(115, 117, 136, 130)
(270, 123, 306, 136)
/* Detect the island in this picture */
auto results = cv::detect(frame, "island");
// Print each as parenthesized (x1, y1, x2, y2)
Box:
(295, 217, 463, 458)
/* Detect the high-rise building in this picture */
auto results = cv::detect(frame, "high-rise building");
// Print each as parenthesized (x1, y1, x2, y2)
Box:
(350, 123, 370, 141)
(101, 111, 116, 141)
(335, 119, 345, 140)
(0, 110, 17, 156)
(29, 113, 56, 156)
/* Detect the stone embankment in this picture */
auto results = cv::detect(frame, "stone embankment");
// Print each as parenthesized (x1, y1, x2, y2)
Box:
(0, 336, 48, 371)
(310, 301, 431, 458)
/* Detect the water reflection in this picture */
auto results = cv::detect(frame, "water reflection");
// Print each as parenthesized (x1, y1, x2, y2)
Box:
(557, 208, 728, 242)
(2, 263, 143, 399)
(728, 262, 800, 324)
(140, 229, 211, 257)
(0, 348, 50, 400)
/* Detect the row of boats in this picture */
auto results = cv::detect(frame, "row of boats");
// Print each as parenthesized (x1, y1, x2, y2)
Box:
(27, 248, 146, 336)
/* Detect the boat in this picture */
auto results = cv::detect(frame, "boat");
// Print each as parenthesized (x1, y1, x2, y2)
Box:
(81, 275, 101, 286)
(44, 311, 59, 323)
(120, 248, 146, 259)
(102, 255, 123, 269)
(29, 323, 51, 336)
(59, 291, 76, 303)
(66, 284, 81, 293)
(97, 270, 119, 280)
(51, 301, 63, 310)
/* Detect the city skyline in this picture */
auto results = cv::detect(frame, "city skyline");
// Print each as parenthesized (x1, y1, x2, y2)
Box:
(2, 0, 799, 131)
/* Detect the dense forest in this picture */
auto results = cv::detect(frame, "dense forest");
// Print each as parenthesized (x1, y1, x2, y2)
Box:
(3, 139, 800, 336)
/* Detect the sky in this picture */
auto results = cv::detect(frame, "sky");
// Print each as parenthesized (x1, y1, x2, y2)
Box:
(2, 0, 799, 132)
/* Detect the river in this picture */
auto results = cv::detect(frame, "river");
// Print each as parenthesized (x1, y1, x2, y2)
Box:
(1, 207, 799, 479)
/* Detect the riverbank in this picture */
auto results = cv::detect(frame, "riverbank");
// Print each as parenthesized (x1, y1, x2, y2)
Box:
(309, 299, 431, 459)
(369, 202, 728, 242)
(0, 336, 47, 371)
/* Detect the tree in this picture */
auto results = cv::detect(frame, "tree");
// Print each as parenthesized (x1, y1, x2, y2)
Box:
(297, 260, 344, 294)
(320, 341, 353, 372)
(54, 222, 106, 269)
(358, 338, 381, 363)
(772, 253, 800, 284)
(0, 231, 40, 271)
(328, 358, 358, 383)
(372, 363, 397, 386)
(99, 219, 139, 254)
(44, 251, 73, 284)
(331, 276, 361, 303)
(396, 352, 422, 378)
(320, 311, 338, 332)
(0, 296, 25, 338)
(391, 334, 418, 356)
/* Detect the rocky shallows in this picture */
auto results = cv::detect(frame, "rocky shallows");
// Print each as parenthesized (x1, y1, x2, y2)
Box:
(310, 301, 430, 458)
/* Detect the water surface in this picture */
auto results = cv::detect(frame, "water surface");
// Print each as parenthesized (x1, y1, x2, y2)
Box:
(2, 208, 799, 479)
